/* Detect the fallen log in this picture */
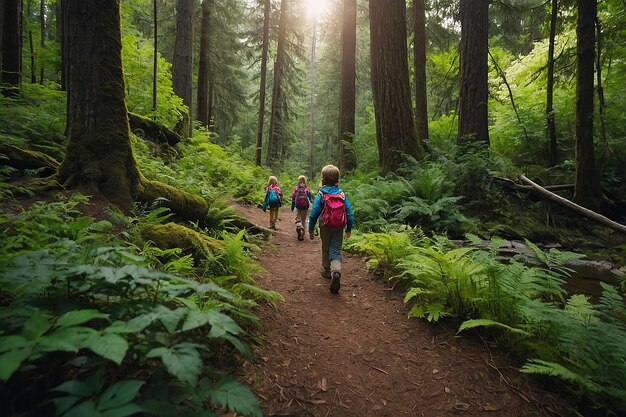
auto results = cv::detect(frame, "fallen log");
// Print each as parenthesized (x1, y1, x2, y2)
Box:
(128, 112, 181, 146)
(493, 176, 574, 192)
(519, 175, 626, 235)
(0, 143, 59, 176)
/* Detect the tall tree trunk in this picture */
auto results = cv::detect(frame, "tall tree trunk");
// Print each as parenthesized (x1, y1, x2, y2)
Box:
(369, 0, 423, 174)
(413, 0, 429, 146)
(38, 0, 43, 83)
(254, 0, 270, 166)
(2, 0, 22, 96)
(152, 0, 157, 111)
(339, 0, 356, 171)
(196, 0, 211, 126)
(58, 0, 141, 207)
(595, 16, 608, 159)
(0, 0, 4, 71)
(172, 0, 194, 137)
(266, 0, 287, 167)
(309, 14, 317, 178)
(546, 0, 558, 166)
(207, 76, 214, 131)
(458, 0, 489, 147)
(27, 0, 36, 83)
(59, 0, 67, 90)
(573, 0, 603, 210)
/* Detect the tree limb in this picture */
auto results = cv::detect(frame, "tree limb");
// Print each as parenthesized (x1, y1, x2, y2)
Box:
(519, 175, 626, 234)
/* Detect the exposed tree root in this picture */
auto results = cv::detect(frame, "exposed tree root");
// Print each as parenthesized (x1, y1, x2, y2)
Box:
(139, 221, 220, 260)
(137, 178, 208, 222)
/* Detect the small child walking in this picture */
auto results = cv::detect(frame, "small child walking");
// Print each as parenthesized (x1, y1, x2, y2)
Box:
(291, 175, 313, 241)
(262, 176, 283, 230)
(308, 165, 354, 294)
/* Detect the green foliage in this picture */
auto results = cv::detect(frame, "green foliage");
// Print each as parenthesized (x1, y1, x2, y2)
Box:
(121, 34, 186, 128)
(0, 194, 265, 416)
(0, 83, 66, 159)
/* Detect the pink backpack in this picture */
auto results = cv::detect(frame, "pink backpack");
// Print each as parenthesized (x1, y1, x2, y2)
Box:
(320, 191, 347, 230)
(295, 187, 310, 210)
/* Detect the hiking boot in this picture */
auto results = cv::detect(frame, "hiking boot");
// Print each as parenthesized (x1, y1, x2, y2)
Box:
(320, 267, 331, 279)
(297, 227, 304, 241)
(269, 220, 276, 230)
(329, 271, 341, 294)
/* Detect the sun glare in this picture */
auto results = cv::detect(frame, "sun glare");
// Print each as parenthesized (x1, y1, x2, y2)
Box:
(306, 0, 330, 18)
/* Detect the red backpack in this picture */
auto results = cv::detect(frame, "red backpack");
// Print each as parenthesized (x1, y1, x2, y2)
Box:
(295, 187, 310, 210)
(320, 191, 347, 230)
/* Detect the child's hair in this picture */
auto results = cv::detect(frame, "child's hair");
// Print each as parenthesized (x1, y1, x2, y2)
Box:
(297, 175, 307, 186)
(321, 165, 340, 186)
(268, 176, 278, 186)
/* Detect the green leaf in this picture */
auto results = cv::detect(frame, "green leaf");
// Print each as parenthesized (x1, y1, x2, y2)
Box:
(223, 334, 253, 360)
(0, 347, 32, 381)
(51, 380, 93, 397)
(0, 335, 31, 353)
(182, 309, 211, 332)
(62, 400, 100, 417)
(150, 343, 202, 386)
(88, 333, 128, 364)
(206, 310, 244, 338)
(207, 376, 262, 417)
(23, 310, 53, 340)
(100, 404, 145, 417)
(51, 395, 82, 416)
(56, 310, 109, 328)
(38, 326, 97, 352)
(97, 380, 144, 411)
(458, 319, 529, 336)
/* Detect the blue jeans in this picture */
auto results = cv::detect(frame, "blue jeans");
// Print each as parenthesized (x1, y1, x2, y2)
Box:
(319, 226, 343, 271)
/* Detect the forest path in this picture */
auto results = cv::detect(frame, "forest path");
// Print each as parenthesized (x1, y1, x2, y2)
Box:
(235, 204, 559, 417)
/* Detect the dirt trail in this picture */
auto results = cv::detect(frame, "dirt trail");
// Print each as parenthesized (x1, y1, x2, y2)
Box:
(236, 205, 563, 417)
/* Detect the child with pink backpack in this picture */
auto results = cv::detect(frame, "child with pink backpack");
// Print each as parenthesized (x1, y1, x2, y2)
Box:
(291, 175, 313, 241)
(308, 165, 354, 294)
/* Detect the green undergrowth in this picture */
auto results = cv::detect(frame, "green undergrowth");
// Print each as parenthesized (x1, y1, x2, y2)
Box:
(346, 231, 626, 415)
(0, 193, 280, 417)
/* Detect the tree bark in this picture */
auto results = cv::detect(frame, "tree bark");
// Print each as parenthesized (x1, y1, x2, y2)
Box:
(339, 0, 356, 171)
(573, 0, 603, 210)
(309, 14, 317, 177)
(58, 0, 141, 207)
(27, 0, 36, 83)
(196, 0, 211, 126)
(458, 0, 489, 147)
(266, 0, 287, 168)
(413, 0, 429, 147)
(546, 0, 558, 166)
(172, 0, 194, 137)
(2, 0, 22, 96)
(152, 0, 157, 111)
(369, 0, 423, 174)
(595, 16, 607, 159)
(39, 0, 44, 84)
(254, 0, 270, 166)
(57, 0, 206, 222)
(59, 0, 67, 90)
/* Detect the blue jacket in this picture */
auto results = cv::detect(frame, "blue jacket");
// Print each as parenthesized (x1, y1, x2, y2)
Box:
(308, 185, 355, 233)
(262, 185, 283, 211)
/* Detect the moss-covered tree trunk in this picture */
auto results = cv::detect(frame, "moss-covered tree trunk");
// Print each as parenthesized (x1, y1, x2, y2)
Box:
(57, 0, 207, 220)
(172, 0, 194, 138)
(58, 0, 140, 207)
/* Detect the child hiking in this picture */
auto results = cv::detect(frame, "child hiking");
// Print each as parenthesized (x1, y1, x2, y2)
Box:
(291, 175, 313, 241)
(262, 176, 283, 230)
(308, 165, 354, 294)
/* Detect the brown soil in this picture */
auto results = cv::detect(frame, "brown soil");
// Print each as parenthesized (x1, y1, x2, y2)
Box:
(235, 205, 572, 417)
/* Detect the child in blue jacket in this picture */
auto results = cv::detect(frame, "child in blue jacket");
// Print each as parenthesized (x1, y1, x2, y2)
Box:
(309, 165, 354, 294)
(262, 176, 283, 230)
